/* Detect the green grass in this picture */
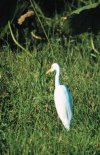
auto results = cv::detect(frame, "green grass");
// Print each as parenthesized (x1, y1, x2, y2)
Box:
(0, 0, 100, 154)
(0, 33, 100, 154)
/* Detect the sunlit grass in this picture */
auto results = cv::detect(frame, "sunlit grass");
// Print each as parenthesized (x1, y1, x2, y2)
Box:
(0, 32, 99, 154)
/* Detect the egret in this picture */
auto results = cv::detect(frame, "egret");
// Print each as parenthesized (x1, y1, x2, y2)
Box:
(46, 63, 72, 130)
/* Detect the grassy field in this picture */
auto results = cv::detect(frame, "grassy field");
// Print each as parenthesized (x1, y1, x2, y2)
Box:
(0, 1, 100, 155)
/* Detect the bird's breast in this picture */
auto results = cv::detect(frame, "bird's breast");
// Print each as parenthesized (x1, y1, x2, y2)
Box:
(54, 86, 67, 109)
(54, 85, 72, 113)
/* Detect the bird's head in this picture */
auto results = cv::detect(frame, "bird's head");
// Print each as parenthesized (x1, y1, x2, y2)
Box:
(46, 63, 60, 74)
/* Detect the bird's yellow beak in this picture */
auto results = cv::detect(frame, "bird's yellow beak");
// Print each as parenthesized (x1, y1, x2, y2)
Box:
(46, 68, 53, 74)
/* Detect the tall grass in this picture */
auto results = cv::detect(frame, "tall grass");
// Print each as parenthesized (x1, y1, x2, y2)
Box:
(0, 32, 99, 154)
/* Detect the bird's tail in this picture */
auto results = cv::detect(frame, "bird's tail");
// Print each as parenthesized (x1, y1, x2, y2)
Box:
(63, 122, 70, 131)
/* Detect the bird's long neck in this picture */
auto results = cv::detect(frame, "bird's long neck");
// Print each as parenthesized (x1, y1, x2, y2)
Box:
(55, 68, 60, 88)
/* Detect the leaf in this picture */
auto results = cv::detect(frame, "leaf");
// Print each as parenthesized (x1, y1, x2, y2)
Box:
(72, 3, 99, 15)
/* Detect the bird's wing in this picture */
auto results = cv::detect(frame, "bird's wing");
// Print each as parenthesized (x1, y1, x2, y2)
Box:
(63, 85, 73, 122)
(64, 85, 73, 111)
(54, 85, 73, 125)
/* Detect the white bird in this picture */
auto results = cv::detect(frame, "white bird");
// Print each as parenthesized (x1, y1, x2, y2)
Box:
(46, 63, 72, 130)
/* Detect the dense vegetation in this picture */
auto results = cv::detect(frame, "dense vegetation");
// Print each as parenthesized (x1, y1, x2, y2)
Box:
(0, 0, 100, 154)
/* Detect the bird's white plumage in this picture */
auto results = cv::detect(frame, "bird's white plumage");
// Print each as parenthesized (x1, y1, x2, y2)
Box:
(46, 63, 72, 130)
(54, 85, 72, 130)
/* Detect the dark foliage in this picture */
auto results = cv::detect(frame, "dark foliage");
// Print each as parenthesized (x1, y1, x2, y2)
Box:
(63, 3, 100, 35)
